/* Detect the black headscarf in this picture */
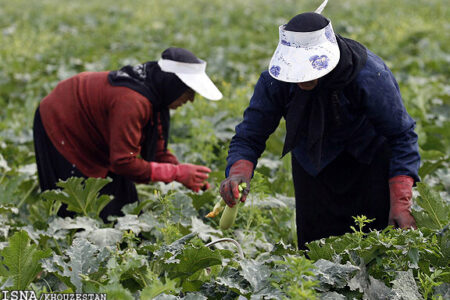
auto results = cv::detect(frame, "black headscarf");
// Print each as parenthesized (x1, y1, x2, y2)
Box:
(107, 48, 199, 161)
(281, 13, 368, 170)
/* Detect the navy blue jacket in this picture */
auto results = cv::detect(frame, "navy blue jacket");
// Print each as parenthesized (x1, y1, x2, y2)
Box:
(226, 50, 421, 182)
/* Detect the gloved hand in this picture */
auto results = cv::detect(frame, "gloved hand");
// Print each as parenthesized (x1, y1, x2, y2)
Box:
(176, 164, 211, 192)
(150, 162, 211, 192)
(388, 175, 417, 229)
(220, 159, 254, 207)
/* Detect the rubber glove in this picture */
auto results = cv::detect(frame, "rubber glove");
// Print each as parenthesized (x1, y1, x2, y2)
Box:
(220, 159, 254, 207)
(388, 175, 417, 229)
(150, 162, 211, 192)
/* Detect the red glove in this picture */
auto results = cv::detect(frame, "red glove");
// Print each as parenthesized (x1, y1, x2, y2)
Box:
(150, 162, 211, 192)
(220, 159, 254, 207)
(388, 175, 417, 229)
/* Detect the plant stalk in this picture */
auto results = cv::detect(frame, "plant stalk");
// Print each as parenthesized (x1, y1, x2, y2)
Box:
(206, 238, 244, 259)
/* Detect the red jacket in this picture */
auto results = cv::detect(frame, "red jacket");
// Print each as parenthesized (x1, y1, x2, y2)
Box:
(39, 71, 173, 183)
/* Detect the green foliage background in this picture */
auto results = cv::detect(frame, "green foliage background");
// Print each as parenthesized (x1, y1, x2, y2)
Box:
(0, 0, 448, 299)
(0, 0, 448, 188)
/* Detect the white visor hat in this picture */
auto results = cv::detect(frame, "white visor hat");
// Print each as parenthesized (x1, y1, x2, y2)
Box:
(268, 20, 340, 83)
(158, 58, 223, 101)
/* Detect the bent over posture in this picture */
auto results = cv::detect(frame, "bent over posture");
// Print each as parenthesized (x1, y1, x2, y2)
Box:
(220, 5, 420, 248)
(34, 47, 222, 219)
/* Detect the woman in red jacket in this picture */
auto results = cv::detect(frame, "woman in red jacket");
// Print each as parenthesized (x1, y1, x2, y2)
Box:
(33, 47, 222, 220)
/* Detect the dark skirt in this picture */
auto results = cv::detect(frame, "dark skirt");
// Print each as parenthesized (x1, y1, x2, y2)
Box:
(292, 143, 391, 249)
(33, 107, 138, 221)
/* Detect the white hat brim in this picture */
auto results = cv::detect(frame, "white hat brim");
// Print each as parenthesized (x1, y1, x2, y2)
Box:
(158, 58, 223, 101)
(176, 72, 223, 101)
(268, 23, 340, 83)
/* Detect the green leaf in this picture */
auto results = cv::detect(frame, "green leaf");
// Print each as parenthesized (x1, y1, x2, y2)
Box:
(306, 240, 335, 261)
(0, 277, 14, 290)
(197, 281, 238, 299)
(434, 283, 450, 300)
(306, 234, 357, 262)
(407, 248, 420, 266)
(99, 284, 134, 300)
(140, 277, 178, 299)
(413, 183, 450, 230)
(440, 229, 450, 265)
(313, 259, 360, 291)
(41, 177, 113, 218)
(115, 214, 152, 234)
(239, 259, 272, 293)
(155, 233, 197, 259)
(115, 213, 162, 235)
(166, 245, 223, 280)
(28, 198, 61, 225)
(390, 270, 423, 300)
(413, 210, 441, 230)
(320, 292, 346, 299)
(121, 199, 153, 215)
(82, 228, 123, 247)
(169, 192, 198, 227)
(181, 293, 208, 300)
(0, 205, 18, 215)
(0, 154, 11, 172)
(0, 230, 51, 290)
(42, 238, 108, 292)
(190, 217, 222, 242)
(419, 149, 445, 161)
(0, 215, 12, 239)
(269, 241, 297, 257)
(358, 243, 391, 266)
(105, 249, 147, 285)
(216, 267, 251, 295)
(365, 276, 392, 300)
(418, 156, 450, 179)
(0, 174, 26, 205)
(189, 190, 217, 211)
(152, 295, 177, 300)
(347, 262, 392, 299)
(43, 216, 102, 242)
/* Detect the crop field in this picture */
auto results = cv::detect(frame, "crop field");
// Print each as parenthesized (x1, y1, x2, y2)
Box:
(0, 0, 449, 299)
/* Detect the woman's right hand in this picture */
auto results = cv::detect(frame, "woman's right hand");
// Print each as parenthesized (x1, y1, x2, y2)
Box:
(175, 163, 211, 192)
(219, 160, 254, 207)
(150, 162, 210, 192)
